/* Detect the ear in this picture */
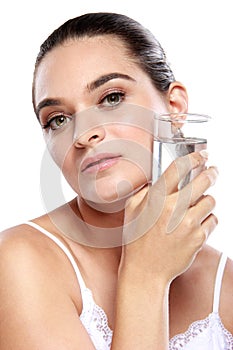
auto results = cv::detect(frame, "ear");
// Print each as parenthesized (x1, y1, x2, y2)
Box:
(166, 82, 188, 113)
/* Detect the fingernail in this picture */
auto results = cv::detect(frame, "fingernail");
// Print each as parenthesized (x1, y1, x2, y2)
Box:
(207, 167, 219, 185)
(212, 166, 219, 175)
(199, 150, 209, 159)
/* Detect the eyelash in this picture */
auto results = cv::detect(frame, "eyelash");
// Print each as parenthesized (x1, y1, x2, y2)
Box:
(41, 91, 126, 130)
(98, 90, 125, 108)
(41, 113, 72, 130)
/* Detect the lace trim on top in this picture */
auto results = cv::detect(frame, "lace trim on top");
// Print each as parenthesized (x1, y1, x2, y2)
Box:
(80, 287, 113, 349)
(169, 312, 233, 350)
(79, 287, 233, 350)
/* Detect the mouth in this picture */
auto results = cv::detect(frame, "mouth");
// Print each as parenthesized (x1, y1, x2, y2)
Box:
(81, 153, 122, 173)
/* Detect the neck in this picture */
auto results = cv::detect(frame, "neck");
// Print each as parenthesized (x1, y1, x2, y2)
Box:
(77, 196, 125, 229)
(53, 196, 125, 248)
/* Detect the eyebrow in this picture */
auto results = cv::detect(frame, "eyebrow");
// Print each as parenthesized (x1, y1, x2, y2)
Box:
(87, 72, 136, 91)
(35, 98, 62, 118)
(35, 72, 135, 117)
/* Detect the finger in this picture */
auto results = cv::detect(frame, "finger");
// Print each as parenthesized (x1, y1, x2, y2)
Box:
(184, 195, 216, 232)
(154, 151, 208, 195)
(192, 194, 216, 222)
(189, 213, 218, 253)
(201, 213, 218, 240)
(181, 166, 218, 206)
(164, 186, 216, 234)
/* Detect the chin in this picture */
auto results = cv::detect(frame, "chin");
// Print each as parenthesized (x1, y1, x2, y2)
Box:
(78, 175, 147, 212)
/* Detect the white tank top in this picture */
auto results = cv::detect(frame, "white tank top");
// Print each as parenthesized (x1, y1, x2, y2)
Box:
(25, 221, 233, 350)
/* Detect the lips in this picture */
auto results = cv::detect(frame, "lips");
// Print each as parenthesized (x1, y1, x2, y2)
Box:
(81, 153, 122, 173)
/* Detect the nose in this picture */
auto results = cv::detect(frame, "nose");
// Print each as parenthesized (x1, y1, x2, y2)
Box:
(74, 126, 106, 148)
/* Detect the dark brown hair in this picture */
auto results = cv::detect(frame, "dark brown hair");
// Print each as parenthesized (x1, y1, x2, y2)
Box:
(32, 12, 175, 110)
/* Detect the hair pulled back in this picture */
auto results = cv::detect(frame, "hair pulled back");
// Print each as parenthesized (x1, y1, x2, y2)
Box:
(33, 12, 175, 108)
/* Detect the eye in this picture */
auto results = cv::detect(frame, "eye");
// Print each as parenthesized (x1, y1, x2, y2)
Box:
(42, 113, 72, 130)
(99, 91, 125, 108)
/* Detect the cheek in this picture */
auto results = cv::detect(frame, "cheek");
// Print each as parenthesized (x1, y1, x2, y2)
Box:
(132, 130, 152, 151)
(43, 128, 83, 195)
(60, 148, 82, 194)
(43, 126, 75, 168)
(113, 124, 153, 151)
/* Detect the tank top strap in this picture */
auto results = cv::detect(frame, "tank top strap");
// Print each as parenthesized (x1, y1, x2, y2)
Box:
(24, 221, 87, 292)
(212, 253, 228, 313)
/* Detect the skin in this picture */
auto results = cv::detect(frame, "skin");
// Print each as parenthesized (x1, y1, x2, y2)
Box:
(0, 35, 233, 349)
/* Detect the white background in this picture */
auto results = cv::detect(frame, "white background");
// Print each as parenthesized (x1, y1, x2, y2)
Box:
(0, 0, 232, 258)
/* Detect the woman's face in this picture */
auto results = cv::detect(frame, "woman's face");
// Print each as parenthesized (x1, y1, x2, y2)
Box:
(34, 35, 169, 205)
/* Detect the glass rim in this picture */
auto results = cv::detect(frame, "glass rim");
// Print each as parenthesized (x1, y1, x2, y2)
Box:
(154, 112, 212, 123)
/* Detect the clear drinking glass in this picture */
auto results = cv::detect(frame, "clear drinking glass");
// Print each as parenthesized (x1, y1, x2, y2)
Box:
(152, 112, 211, 187)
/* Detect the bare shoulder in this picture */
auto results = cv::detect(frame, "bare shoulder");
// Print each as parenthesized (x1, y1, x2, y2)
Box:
(221, 249, 233, 289)
(0, 223, 74, 303)
(0, 224, 45, 269)
(202, 245, 233, 300)
(0, 222, 81, 299)
(199, 244, 233, 333)
(0, 223, 66, 274)
(0, 223, 93, 350)
(221, 251, 233, 333)
(199, 244, 233, 292)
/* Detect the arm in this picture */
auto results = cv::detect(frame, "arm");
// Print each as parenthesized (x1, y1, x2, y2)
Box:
(112, 151, 218, 349)
(0, 229, 96, 350)
(113, 270, 170, 349)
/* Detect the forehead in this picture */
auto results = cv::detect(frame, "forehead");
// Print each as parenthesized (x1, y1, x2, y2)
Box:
(34, 36, 139, 105)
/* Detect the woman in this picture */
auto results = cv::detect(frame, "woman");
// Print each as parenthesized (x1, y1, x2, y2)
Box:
(0, 12, 232, 349)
